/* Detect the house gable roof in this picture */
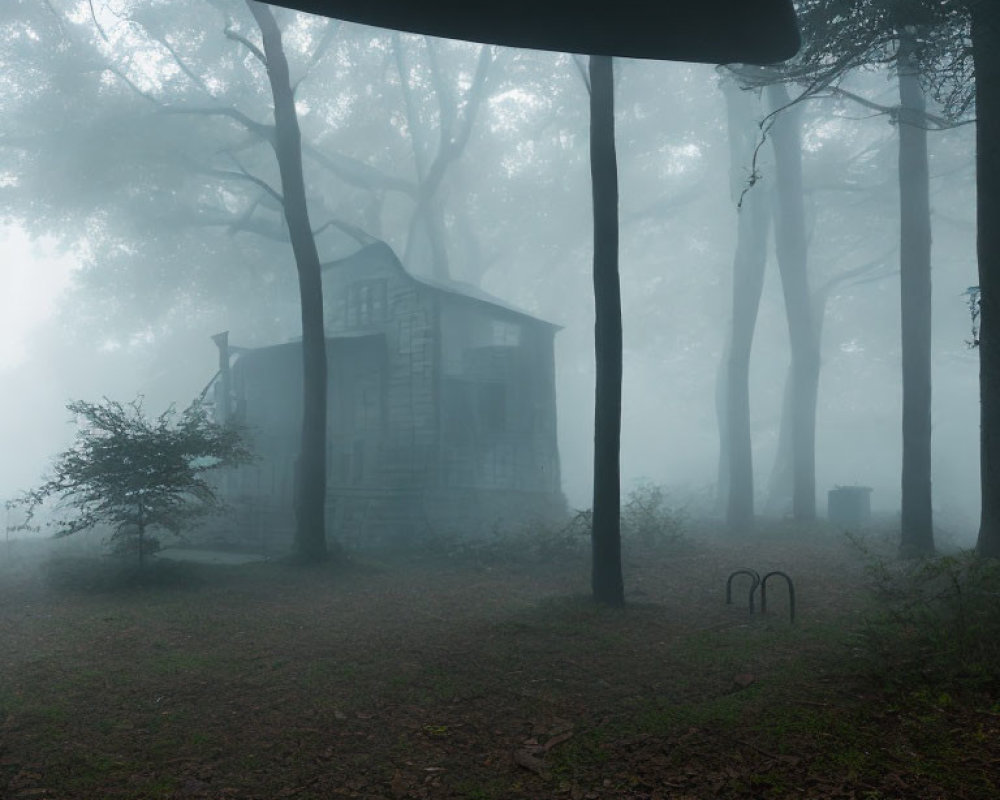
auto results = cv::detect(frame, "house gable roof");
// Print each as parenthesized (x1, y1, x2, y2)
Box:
(321, 242, 560, 330)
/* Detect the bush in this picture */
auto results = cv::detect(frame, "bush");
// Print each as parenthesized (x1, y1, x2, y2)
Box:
(405, 484, 688, 567)
(850, 540, 1000, 690)
(620, 482, 687, 547)
(9, 396, 253, 568)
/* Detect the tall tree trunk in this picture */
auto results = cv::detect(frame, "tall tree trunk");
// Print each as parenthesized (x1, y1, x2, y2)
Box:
(766, 284, 839, 517)
(589, 55, 624, 606)
(248, 1, 329, 562)
(405, 189, 450, 281)
(397, 39, 491, 281)
(973, 2, 1000, 557)
(897, 29, 935, 558)
(767, 82, 818, 522)
(718, 77, 770, 534)
(763, 372, 794, 517)
(715, 354, 730, 515)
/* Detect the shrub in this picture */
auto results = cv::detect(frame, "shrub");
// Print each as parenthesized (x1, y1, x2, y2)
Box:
(849, 539, 1000, 689)
(620, 482, 687, 548)
(8, 397, 253, 568)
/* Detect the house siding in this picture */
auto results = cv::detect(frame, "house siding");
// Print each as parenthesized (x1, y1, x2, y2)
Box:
(204, 242, 564, 551)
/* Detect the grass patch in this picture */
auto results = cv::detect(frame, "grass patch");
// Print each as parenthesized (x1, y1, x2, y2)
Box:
(2, 530, 999, 798)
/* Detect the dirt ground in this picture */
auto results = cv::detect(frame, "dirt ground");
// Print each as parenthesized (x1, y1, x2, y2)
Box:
(1, 529, 998, 799)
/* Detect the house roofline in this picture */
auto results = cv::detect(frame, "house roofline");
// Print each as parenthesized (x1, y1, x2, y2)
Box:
(322, 241, 562, 331)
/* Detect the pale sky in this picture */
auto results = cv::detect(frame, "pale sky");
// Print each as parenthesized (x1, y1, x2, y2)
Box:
(1, 225, 82, 506)
(0, 224, 79, 371)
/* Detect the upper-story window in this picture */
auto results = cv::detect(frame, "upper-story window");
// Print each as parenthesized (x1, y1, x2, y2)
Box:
(346, 279, 387, 328)
(492, 319, 521, 346)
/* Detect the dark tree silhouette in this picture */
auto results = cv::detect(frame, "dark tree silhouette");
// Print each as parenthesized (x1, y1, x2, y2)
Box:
(895, 26, 935, 558)
(589, 54, 625, 606)
(767, 81, 819, 523)
(717, 74, 770, 535)
(972, 1, 1000, 557)
(742, 0, 972, 556)
(245, 1, 329, 561)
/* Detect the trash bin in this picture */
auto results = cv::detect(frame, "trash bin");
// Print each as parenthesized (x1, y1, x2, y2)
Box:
(827, 486, 872, 527)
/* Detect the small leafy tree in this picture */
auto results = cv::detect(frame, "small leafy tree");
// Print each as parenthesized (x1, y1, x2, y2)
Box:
(13, 397, 253, 567)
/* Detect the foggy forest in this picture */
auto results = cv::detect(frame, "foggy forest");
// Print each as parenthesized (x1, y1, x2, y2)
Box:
(1, 0, 998, 797)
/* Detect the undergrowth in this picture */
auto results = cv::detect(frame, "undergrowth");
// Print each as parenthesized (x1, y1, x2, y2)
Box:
(408, 482, 690, 566)
(847, 532, 1000, 692)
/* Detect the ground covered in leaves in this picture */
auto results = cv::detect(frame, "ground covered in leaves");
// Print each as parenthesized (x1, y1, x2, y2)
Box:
(1, 525, 999, 799)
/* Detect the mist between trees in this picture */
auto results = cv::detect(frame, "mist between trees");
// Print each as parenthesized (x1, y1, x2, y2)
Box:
(0, 0, 986, 561)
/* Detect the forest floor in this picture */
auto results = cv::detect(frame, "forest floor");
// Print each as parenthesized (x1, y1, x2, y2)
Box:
(1, 524, 999, 799)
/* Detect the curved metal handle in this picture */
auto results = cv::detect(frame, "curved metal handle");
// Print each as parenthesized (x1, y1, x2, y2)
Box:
(760, 570, 796, 623)
(726, 569, 761, 614)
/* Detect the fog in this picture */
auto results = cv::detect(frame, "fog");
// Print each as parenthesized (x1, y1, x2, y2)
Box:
(0, 1, 980, 547)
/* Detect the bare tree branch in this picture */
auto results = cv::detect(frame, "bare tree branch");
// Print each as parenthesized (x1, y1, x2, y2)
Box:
(621, 184, 703, 228)
(302, 142, 416, 196)
(88, 0, 110, 43)
(223, 151, 283, 205)
(225, 26, 267, 66)
(393, 33, 427, 181)
(820, 86, 961, 130)
(312, 217, 376, 246)
(183, 155, 283, 205)
(40, 0, 68, 37)
(172, 204, 288, 241)
(817, 247, 897, 299)
(157, 33, 214, 95)
(444, 44, 493, 157)
(105, 64, 164, 106)
(161, 105, 274, 143)
(425, 39, 457, 140)
(297, 19, 340, 88)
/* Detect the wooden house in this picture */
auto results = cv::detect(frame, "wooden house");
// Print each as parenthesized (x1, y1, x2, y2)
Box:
(206, 242, 564, 550)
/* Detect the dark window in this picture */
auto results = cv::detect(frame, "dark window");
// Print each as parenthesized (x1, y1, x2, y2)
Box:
(346, 279, 387, 328)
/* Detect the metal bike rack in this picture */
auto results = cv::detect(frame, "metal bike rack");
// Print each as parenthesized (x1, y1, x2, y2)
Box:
(725, 569, 761, 614)
(760, 570, 796, 624)
(726, 568, 795, 623)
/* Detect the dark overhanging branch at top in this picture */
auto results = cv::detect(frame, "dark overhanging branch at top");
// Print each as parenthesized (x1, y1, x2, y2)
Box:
(729, 56, 974, 210)
(821, 86, 971, 131)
